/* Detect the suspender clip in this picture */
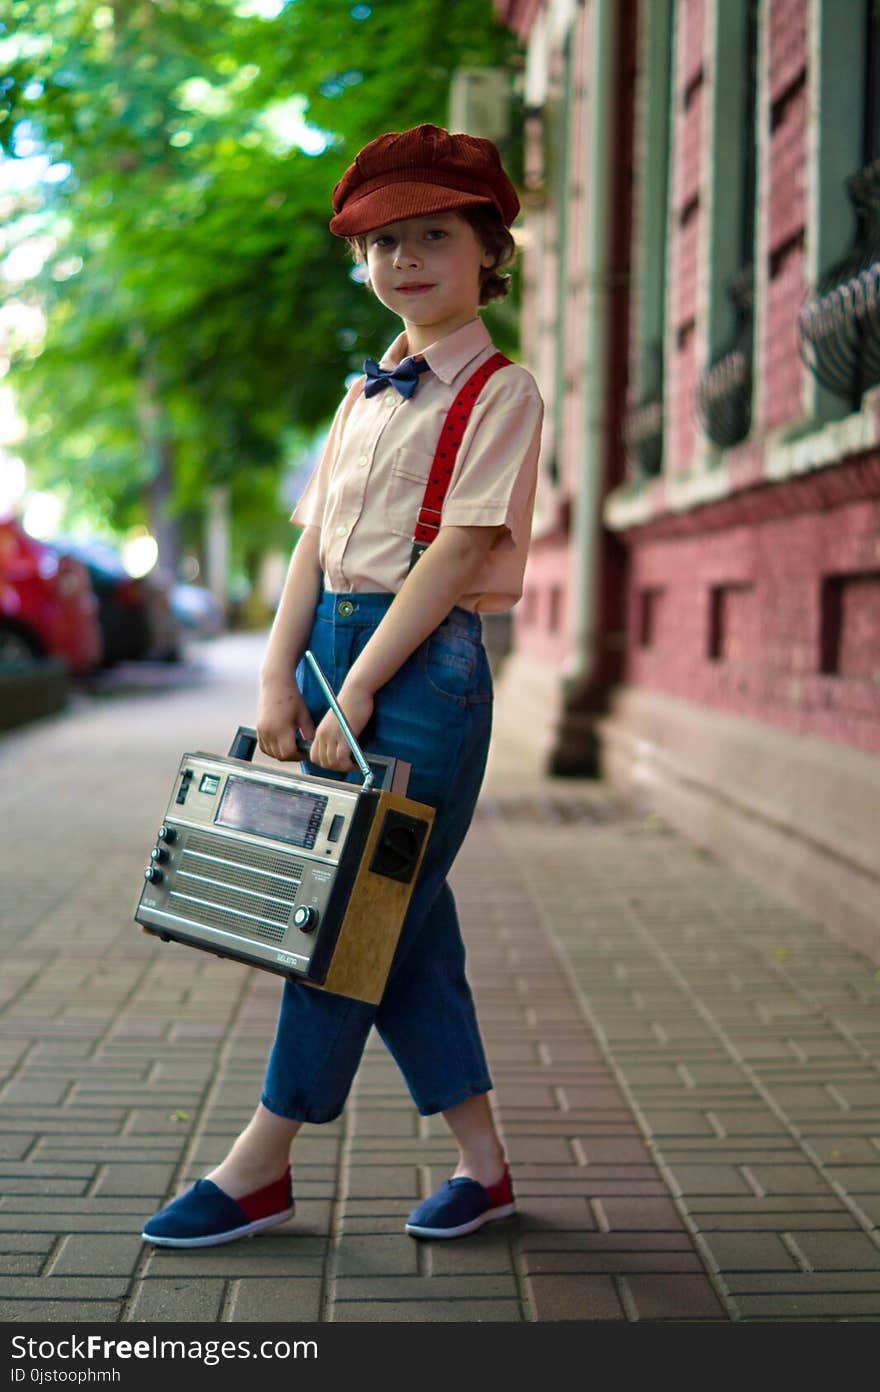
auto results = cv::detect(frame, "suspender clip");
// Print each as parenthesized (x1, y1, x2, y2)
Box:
(407, 540, 428, 574)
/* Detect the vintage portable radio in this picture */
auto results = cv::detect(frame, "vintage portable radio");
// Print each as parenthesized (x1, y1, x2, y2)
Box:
(134, 652, 434, 1005)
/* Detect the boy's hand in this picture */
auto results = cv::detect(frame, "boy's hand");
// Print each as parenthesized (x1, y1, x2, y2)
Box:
(256, 680, 316, 762)
(309, 680, 374, 773)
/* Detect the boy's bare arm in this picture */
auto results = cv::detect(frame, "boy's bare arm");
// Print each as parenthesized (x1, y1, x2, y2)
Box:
(308, 524, 504, 769)
(344, 524, 503, 695)
(256, 525, 323, 760)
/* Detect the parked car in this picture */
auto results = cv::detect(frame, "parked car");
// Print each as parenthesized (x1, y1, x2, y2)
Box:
(0, 516, 103, 674)
(49, 535, 182, 666)
(171, 582, 226, 639)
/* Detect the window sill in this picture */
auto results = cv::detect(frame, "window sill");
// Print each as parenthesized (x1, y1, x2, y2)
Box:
(764, 390, 880, 481)
(603, 390, 880, 532)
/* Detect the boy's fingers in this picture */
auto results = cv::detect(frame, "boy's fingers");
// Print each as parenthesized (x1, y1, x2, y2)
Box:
(296, 703, 316, 738)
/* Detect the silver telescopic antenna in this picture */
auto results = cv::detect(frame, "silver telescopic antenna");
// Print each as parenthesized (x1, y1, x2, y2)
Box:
(303, 649, 374, 791)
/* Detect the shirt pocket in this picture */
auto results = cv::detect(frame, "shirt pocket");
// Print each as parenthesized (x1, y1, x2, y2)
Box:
(385, 447, 434, 538)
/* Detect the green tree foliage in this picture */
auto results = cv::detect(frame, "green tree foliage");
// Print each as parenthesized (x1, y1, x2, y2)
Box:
(0, 0, 520, 573)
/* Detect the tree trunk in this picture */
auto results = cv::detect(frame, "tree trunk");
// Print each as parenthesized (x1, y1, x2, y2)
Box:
(205, 486, 230, 610)
(147, 437, 181, 584)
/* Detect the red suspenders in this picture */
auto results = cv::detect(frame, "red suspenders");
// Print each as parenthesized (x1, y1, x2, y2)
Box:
(407, 351, 512, 574)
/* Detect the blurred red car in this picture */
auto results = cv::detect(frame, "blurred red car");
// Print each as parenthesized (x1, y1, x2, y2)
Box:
(49, 535, 182, 665)
(0, 516, 103, 674)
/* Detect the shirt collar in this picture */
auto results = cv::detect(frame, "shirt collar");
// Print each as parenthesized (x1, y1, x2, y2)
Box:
(379, 318, 493, 387)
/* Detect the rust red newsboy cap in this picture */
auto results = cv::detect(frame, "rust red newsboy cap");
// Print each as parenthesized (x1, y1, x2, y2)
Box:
(329, 123, 520, 237)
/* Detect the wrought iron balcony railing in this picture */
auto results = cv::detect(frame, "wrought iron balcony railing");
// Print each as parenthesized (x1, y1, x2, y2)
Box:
(623, 397, 664, 478)
(695, 263, 754, 449)
(624, 339, 664, 478)
(798, 158, 880, 406)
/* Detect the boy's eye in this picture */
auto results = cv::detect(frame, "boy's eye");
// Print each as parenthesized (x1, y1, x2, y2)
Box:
(367, 225, 449, 252)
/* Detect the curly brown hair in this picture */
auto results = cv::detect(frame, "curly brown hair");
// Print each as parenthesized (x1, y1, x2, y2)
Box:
(345, 205, 517, 306)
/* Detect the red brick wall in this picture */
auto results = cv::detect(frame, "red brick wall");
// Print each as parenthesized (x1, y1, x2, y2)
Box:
(519, 538, 571, 665)
(560, 3, 590, 501)
(511, 12, 576, 674)
(759, 1, 808, 431)
(626, 488, 880, 752)
(493, 0, 541, 45)
(832, 574, 880, 682)
(667, 0, 705, 473)
(616, 0, 880, 759)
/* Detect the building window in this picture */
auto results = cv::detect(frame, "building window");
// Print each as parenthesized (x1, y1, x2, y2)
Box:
(708, 583, 755, 662)
(799, 1, 880, 410)
(695, 0, 760, 449)
(624, 0, 674, 480)
(638, 586, 665, 648)
(820, 572, 880, 678)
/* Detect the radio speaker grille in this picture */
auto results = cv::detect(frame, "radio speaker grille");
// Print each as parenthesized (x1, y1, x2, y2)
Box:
(169, 895, 288, 944)
(177, 879, 290, 924)
(184, 832, 304, 883)
(179, 852, 300, 906)
(168, 830, 306, 945)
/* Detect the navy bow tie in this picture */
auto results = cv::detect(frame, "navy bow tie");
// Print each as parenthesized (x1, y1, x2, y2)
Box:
(363, 355, 431, 400)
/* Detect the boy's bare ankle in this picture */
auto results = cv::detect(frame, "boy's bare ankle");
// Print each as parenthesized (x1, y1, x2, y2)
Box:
(452, 1146, 507, 1189)
(204, 1151, 290, 1201)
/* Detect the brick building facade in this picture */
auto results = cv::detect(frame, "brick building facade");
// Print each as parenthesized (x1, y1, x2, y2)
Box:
(496, 0, 880, 960)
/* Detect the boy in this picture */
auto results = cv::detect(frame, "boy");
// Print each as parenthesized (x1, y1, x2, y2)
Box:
(143, 124, 543, 1248)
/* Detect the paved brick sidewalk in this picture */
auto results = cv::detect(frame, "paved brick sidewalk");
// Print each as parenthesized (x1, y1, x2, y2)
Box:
(482, 803, 880, 1320)
(1, 633, 878, 1322)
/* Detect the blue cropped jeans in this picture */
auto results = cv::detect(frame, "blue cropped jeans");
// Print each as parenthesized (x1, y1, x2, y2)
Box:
(260, 589, 494, 1122)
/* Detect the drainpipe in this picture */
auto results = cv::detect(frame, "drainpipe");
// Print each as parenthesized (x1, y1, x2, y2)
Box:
(555, 0, 618, 772)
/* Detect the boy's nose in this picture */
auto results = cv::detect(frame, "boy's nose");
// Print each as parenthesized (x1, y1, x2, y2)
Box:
(393, 244, 421, 267)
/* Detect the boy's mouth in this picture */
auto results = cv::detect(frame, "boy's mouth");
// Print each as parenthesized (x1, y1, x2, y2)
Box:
(396, 283, 435, 295)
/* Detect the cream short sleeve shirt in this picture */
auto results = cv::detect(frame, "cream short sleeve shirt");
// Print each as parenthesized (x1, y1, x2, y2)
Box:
(291, 317, 544, 613)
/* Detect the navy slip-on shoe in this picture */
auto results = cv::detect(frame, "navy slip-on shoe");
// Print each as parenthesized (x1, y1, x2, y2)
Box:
(405, 1166, 516, 1240)
(142, 1169, 295, 1248)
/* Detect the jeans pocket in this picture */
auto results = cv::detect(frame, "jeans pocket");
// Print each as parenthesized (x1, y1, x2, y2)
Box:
(421, 626, 479, 705)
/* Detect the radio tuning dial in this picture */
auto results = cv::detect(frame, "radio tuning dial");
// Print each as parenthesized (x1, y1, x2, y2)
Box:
(158, 825, 177, 844)
(150, 846, 169, 864)
(144, 866, 164, 884)
(293, 905, 319, 933)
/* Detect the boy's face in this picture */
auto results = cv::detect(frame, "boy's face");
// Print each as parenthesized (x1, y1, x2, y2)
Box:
(363, 211, 495, 349)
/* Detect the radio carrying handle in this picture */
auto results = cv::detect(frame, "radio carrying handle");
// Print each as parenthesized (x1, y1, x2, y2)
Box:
(229, 649, 377, 791)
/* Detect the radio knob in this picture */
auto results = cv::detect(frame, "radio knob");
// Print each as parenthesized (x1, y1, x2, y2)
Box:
(150, 846, 169, 864)
(293, 905, 319, 933)
(144, 866, 164, 884)
(158, 825, 177, 844)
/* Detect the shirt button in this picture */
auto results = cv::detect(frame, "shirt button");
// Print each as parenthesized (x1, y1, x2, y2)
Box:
(358, 454, 369, 467)
(335, 523, 348, 537)
(385, 394, 396, 408)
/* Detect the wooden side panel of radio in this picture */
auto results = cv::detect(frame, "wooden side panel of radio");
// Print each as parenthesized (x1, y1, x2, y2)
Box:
(319, 790, 435, 1005)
